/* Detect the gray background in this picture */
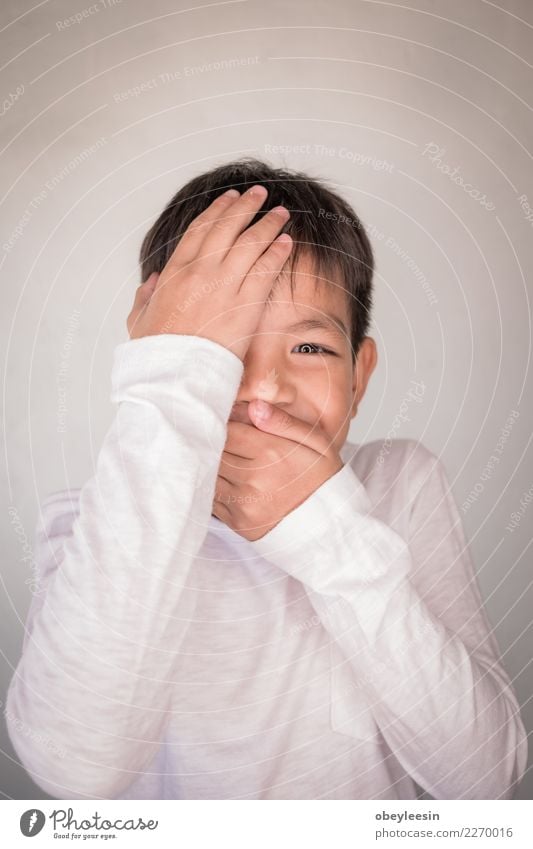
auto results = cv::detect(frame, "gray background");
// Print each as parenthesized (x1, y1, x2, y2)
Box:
(1, 0, 532, 799)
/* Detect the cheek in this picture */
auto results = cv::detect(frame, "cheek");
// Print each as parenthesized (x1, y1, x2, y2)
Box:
(298, 364, 354, 436)
(314, 387, 353, 437)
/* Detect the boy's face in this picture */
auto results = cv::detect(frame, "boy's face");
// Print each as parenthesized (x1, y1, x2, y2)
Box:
(230, 251, 377, 454)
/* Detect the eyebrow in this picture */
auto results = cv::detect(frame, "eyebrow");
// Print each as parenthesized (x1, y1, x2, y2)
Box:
(283, 314, 348, 339)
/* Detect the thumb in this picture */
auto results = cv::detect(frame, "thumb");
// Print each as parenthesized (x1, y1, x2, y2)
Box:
(127, 272, 159, 337)
(248, 399, 328, 454)
(248, 399, 276, 425)
(132, 272, 159, 310)
(138, 271, 159, 302)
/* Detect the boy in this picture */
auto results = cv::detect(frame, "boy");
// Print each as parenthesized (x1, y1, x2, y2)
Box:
(6, 158, 527, 800)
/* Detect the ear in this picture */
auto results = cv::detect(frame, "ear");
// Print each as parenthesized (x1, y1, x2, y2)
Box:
(350, 337, 377, 419)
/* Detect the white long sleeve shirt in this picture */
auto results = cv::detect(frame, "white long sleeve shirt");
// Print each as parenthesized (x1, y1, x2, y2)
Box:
(6, 334, 528, 800)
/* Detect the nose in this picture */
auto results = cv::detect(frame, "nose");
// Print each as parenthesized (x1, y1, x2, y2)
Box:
(234, 345, 296, 409)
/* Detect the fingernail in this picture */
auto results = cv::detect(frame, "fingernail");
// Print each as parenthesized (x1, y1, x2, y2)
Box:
(271, 205, 290, 219)
(248, 184, 268, 198)
(253, 399, 271, 419)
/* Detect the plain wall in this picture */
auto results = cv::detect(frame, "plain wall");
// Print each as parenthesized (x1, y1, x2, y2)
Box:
(1, 0, 531, 799)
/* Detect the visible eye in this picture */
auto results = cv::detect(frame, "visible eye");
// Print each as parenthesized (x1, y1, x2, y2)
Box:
(292, 342, 336, 355)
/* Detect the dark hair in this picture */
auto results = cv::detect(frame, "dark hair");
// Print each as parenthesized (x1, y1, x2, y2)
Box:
(139, 157, 374, 360)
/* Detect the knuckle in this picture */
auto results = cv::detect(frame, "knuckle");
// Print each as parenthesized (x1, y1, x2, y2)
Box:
(235, 230, 259, 250)
(183, 218, 208, 238)
(185, 268, 208, 289)
(163, 256, 181, 275)
(179, 229, 195, 247)
(179, 221, 208, 250)
(250, 256, 272, 277)
(211, 218, 230, 234)
(164, 259, 189, 282)
(271, 237, 291, 256)
(251, 248, 284, 277)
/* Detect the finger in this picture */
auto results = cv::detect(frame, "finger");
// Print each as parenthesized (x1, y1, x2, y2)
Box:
(219, 450, 251, 478)
(228, 401, 252, 424)
(239, 233, 293, 299)
(222, 205, 290, 281)
(127, 272, 159, 335)
(216, 471, 234, 486)
(195, 184, 272, 265)
(211, 496, 230, 523)
(135, 272, 159, 305)
(213, 476, 237, 508)
(224, 421, 263, 458)
(246, 400, 331, 455)
(163, 188, 241, 271)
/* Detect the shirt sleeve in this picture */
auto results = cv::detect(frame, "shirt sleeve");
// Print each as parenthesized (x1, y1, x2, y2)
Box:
(249, 441, 528, 800)
(6, 333, 243, 800)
